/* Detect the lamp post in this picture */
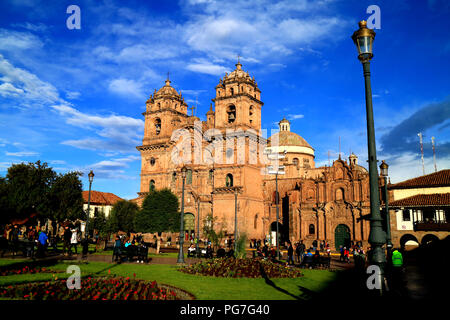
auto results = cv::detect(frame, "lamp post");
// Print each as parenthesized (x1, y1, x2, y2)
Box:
(196, 197, 200, 257)
(85, 170, 94, 241)
(380, 160, 393, 256)
(177, 166, 187, 264)
(234, 187, 238, 253)
(267, 150, 286, 260)
(352, 20, 386, 293)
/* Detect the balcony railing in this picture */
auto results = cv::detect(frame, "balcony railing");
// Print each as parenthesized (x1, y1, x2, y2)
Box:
(414, 220, 450, 231)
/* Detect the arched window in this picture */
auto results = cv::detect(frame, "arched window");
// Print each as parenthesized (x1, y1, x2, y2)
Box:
(186, 169, 192, 185)
(157, 102, 161, 110)
(150, 157, 156, 166)
(249, 106, 254, 124)
(254, 214, 258, 229)
(293, 158, 299, 166)
(230, 87, 234, 95)
(303, 158, 310, 169)
(226, 173, 233, 187)
(227, 105, 236, 123)
(209, 169, 214, 181)
(155, 118, 161, 135)
(172, 172, 176, 182)
(335, 188, 344, 201)
(149, 180, 155, 191)
(309, 224, 315, 235)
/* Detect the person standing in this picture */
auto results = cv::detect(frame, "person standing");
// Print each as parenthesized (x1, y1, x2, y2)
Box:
(286, 241, 295, 266)
(390, 248, 404, 293)
(70, 228, 78, 255)
(9, 225, 20, 256)
(297, 240, 305, 264)
(37, 229, 48, 258)
(63, 226, 72, 256)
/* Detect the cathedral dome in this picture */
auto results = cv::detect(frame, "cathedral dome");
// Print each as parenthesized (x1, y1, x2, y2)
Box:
(266, 118, 314, 156)
(224, 61, 251, 82)
(154, 79, 181, 98)
(268, 131, 313, 149)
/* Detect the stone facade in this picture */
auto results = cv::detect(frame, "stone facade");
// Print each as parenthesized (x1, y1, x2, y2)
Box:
(133, 61, 372, 250)
(386, 170, 450, 249)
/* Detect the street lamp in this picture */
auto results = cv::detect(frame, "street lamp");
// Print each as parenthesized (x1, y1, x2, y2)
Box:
(196, 197, 200, 258)
(85, 170, 94, 240)
(234, 187, 238, 254)
(352, 20, 386, 293)
(177, 166, 187, 264)
(380, 160, 393, 255)
(267, 150, 286, 260)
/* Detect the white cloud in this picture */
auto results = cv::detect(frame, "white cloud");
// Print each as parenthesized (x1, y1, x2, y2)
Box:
(52, 104, 144, 152)
(108, 78, 144, 98)
(186, 62, 229, 75)
(0, 28, 43, 52)
(0, 82, 24, 97)
(0, 54, 60, 106)
(288, 114, 304, 120)
(65, 91, 81, 100)
(5, 151, 39, 157)
(11, 22, 49, 32)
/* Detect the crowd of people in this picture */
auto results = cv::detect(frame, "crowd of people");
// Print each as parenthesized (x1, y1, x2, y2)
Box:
(0, 222, 93, 259)
(112, 234, 148, 263)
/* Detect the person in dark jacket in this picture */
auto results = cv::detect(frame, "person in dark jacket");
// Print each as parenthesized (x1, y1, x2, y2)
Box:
(9, 225, 20, 256)
(286, 241, 295, 265)
(296, 241, 305, 264)
(63, 226, 72, 256)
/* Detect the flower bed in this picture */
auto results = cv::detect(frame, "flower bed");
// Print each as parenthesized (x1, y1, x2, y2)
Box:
(0, 266, 61, 276)
(180, 258, 303, 278)
(0, 277, 181, 300)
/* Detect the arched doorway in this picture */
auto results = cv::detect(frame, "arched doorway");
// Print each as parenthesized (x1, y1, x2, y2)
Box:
(421, 234, 439, 246)
(334, 224, 351, 250)
(270, 221, 283, 247)
(399, 234, 419, 250)
(184, 213, 195, 241)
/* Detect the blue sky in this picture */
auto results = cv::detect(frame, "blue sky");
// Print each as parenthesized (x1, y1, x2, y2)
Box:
(0, 0, 449, 199)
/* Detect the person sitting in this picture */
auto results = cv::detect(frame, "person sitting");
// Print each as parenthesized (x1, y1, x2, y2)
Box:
(313, 249, 321, 266)
(205, 244, 213, 258)
(137, 240, 148, 263)
(216, 246, 226, 258)
(187, 244, 196, 257)
(302, 249, 314, 268)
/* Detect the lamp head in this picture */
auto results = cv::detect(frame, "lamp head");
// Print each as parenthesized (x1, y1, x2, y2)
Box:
(181, 166, 187, 178)
(351, 20, 376, 62)
(379, 160, 389, 177)
(88, 170, 94, 183)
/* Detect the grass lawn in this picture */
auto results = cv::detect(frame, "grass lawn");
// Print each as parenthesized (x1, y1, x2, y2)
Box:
(0, 259, 338, 300)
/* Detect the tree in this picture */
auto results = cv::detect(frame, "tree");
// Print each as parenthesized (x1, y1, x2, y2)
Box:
(202, 213, 226, 249)
(107, 200, 138, 233)
(91, 207, 108, 237)
(0, 177, 13, 224)
(49, 171, 84, 222)
(5, 161, 56, 221)
(134, 189, 180, 233)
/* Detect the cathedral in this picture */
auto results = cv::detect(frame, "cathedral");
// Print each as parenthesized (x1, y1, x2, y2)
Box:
(134, 61, 372, 250)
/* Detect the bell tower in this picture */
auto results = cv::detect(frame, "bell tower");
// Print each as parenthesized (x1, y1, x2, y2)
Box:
(212, 60, 263, 131)
(142, 77, 189, 144)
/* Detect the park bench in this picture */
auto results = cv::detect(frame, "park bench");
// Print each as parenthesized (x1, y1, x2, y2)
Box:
(112, 244, 149, 263)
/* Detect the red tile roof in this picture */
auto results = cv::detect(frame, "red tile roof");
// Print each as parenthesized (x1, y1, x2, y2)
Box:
(82, 191, 123, 205)
(389, 169, 450, 189)
(389, 193, 450, 207)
